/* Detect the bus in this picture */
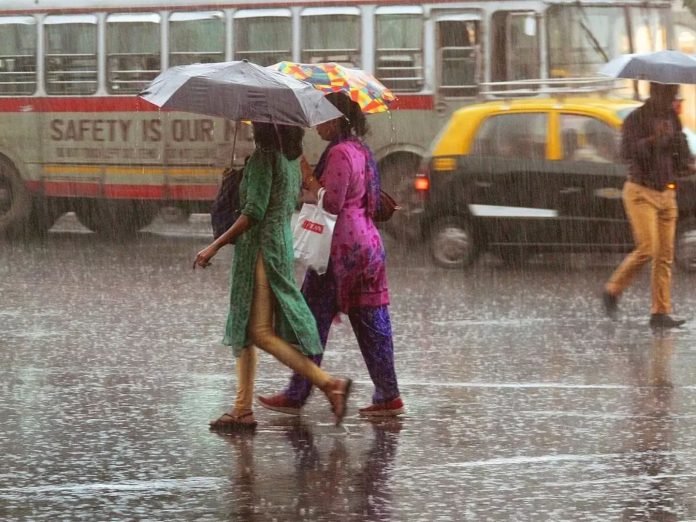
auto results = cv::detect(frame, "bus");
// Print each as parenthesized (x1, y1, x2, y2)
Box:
(0, 0, 672, 236)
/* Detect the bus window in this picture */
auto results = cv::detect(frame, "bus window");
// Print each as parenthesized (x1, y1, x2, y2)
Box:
(631, 5, 669, 53)
(436, 16, 481, 97)
(169, 11, 225, 66)
(234, 10, 292, 66)
(301, 7, 361, 67)
(547, 5, 628, 78)
(491, 11, 539, 83)
(375, 7, 424, 92)
(0, 16, 37, 95)
(107, 13, 161, 94)
(44, 15, 97, 95)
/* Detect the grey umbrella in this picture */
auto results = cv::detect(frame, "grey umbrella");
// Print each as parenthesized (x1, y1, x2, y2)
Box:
(139, 60, 342, 126)
(598, 49, 696, 84)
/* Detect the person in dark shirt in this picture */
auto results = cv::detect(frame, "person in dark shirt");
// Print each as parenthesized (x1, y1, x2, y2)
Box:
(602, 82, 692, 328)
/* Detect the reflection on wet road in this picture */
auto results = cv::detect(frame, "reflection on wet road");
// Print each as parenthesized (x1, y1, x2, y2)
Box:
(2, 214, 696, 520)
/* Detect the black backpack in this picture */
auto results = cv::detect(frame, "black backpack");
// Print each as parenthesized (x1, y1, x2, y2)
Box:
(210, 166, 242, 240)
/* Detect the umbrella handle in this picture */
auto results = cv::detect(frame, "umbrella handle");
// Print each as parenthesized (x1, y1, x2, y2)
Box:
(230, 120, 240, 169)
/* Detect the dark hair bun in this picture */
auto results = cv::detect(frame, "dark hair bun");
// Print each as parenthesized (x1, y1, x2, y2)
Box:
(325, 92, 368, 138)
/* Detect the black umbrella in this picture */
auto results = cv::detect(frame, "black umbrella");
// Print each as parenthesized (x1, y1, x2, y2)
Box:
(139, 60, 342, 126)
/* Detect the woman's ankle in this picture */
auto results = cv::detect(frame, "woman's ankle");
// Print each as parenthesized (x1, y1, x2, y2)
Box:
(232, 408, 254, 418)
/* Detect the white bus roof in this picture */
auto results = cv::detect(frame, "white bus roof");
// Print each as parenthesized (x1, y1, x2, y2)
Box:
(44, 15, 98, 24)
(234, 9, 292, 19)
(0, 0, 672, 13)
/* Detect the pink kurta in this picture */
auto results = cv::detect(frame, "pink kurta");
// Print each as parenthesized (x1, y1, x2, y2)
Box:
(318, 140, 389, 312)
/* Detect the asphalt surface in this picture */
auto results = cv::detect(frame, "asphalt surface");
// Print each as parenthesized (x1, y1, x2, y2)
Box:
(2, 214, 696, 521)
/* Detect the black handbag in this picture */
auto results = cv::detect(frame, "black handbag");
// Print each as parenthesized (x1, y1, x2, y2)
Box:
(373, 189, 400, 222)
(210, 166, 242, 240)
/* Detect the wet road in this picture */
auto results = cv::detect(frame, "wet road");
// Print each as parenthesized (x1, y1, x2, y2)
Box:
(2, 214, 696, 520)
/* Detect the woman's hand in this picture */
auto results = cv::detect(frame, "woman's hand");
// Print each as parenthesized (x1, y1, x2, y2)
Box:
(193, 244, 219, 269)
(300, 155, 313, 183)
(300, 155, 320, 194)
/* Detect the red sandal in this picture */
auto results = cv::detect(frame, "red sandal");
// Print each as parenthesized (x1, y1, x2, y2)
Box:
(209, 411, 257, 431)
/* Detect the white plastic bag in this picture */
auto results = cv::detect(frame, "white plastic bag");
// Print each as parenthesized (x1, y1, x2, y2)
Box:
(293, 188, 336, 275)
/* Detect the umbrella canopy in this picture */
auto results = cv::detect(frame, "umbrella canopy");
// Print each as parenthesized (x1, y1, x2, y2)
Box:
(139, 60, 342, 126)
(270, 61, 396, 113)
(598, 50, 696, 84)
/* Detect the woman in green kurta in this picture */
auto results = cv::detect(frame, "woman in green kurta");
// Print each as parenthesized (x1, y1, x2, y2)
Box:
(194, 122, 352, 429)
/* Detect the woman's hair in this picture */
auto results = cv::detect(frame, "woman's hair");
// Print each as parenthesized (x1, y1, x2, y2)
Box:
(252, 122, 305, 160)
(325, 92, 368, 138)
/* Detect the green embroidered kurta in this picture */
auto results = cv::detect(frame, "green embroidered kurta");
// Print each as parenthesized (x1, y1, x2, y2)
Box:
(222, 149, 322, 357)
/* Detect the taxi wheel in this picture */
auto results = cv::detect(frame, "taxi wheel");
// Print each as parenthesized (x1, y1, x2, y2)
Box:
(0, 156, 32, 235)
(675, 218, 696, 272)
(76, 201, 159, 237)
(429, 217, 479, 269)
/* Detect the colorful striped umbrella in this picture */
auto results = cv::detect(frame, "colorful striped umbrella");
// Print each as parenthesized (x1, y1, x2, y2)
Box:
(271, 61, 396, 114)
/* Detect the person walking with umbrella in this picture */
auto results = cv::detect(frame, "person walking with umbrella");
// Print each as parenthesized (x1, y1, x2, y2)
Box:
(258, 91, 404, 417)
(143, 60, 352, 429)
(602, 81, 692, 328)
(194, 122, 352, 429)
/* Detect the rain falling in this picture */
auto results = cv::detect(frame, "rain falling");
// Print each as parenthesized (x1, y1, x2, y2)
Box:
(3, 0, 696, 520)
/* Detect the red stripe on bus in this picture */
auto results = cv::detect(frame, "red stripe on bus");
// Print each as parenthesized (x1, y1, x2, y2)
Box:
(33, 180, 219, 200)
(103, 185, 165, 199)
(389, 95, 433, 110)
(0, 97, 160, 113)
(42, 181, 102, 198)
(169, 185, 219, 200)
(0, 95, 432, 112)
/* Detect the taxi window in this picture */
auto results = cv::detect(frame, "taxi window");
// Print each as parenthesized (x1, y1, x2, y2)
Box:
(560, 114, 618, 163)
(471, 113, 547, 159)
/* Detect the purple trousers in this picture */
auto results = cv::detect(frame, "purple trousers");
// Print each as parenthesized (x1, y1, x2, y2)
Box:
(283, 270, 400, 405)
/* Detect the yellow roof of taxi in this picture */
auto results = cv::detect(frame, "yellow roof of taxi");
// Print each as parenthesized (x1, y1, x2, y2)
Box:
(433, 97, 641, 158)
(450, 97, 641, 118)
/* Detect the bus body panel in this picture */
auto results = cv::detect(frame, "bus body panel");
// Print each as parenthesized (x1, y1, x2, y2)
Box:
(0, 0, 674, 234)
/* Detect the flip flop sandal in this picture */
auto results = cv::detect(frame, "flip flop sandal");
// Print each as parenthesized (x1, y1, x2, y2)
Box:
(209, 411, 258, 431)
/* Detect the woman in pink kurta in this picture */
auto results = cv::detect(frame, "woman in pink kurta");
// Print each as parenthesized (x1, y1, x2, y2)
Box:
(258, 92, 404, 417)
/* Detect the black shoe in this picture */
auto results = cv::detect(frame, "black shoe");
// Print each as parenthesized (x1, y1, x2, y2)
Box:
(602, 291, 618, 320)
(649, 314, 686, 329)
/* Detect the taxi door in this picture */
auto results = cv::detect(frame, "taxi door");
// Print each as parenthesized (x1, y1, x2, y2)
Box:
(553, 112, 631, 250)
(465, 111, 568, 248)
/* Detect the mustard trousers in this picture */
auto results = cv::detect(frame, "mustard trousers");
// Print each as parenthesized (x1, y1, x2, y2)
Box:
(234, 255, 331, 413)
(606, 181, 678, 315)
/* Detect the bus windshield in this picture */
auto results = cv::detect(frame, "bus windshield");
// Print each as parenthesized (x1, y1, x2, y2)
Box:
(547, 4, 669, 78)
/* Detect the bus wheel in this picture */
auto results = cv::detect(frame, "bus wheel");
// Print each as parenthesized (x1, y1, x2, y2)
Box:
(11, 198, 64, 238)
(379, 153, 421, 242)
(76, 201, 159, 237)
(429, 217, 480, 269)
(0, 156, 32, 235)
(676, 218, 696, 272)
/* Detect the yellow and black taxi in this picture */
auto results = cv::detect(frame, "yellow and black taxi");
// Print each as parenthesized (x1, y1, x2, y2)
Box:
(414, 97, 696, 269)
